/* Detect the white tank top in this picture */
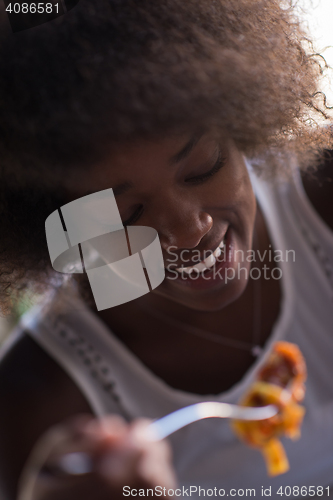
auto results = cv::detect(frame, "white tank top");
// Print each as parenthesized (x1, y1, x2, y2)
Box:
(18, 162, 333, 495)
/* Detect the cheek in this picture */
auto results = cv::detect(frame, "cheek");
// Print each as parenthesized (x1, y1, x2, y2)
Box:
(208, 159, 256, 229)
(238, 173, 257, 228)
(227, 153, 256, 219)
(230, 157, 256, 209)
(150, 158, 257, 311)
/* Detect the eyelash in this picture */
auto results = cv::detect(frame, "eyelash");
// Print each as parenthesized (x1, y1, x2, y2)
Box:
(123, 205, 144, 226)
(122, 152, 226, 226)
(184, 152, 226, 184)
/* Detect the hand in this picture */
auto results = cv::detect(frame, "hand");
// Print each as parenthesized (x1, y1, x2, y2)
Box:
(17, 415, 177, 500)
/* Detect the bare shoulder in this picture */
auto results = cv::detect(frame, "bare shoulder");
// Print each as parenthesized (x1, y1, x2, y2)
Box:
(301, 149, 333, 231)
(0, 332, 93, 500)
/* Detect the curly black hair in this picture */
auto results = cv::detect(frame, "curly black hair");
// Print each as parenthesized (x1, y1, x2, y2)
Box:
(0, 0, 332, 313)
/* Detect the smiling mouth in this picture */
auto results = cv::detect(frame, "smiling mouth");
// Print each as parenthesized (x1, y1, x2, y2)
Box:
(170, 232, 228, 275)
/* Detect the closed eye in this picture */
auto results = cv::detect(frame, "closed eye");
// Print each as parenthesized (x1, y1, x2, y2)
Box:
(185, 152, 227, 184)
(122, 204, 144, 226)
(122, 152, 226, 225)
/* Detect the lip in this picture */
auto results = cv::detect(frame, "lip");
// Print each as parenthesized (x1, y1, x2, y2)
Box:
(164, 227, 235, 291)
(165, 230, 229, 270)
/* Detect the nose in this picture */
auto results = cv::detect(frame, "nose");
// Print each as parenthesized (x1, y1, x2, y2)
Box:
(153, 195, 213, 251)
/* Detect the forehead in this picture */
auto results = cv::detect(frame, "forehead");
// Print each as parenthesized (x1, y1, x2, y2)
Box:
(68, 132, 224, 195)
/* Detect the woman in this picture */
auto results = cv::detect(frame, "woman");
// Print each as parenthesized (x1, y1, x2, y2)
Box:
(0, 0, 333, 499)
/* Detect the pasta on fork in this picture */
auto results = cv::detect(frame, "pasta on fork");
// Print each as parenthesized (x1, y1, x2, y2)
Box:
(232, 342, 307, 476)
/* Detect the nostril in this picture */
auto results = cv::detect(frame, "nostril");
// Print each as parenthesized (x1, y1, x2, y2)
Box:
(156, 209, 213, 252)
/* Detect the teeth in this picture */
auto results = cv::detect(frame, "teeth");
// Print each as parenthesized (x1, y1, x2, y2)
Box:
(218, 233, 227, 250)
(187, 261, 209, 273)
(175, 233, 227, 275)
(176, 248, 217, 275)
(214, 247, 222, 258)
(204, 252, 216, 268)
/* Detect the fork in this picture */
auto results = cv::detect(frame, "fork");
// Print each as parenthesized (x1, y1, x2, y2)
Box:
(145, 401, 278, 440)
(54, 402, 278, 475)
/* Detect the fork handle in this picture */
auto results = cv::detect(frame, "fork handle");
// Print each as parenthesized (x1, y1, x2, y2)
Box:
(50, 402, 278, 476)
(146, 402, 278, 441)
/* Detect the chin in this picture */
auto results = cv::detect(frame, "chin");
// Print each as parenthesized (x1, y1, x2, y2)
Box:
(154, 272, 250, 312)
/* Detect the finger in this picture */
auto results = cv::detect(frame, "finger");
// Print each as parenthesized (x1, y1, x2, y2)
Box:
(129, 420, 177, 490)
(18, 416, 128, 500)
(83, 415, 128, 444)
(97, 419, 177, 491)
(44, 415, 128, 461)
(43, 418, 145, 482)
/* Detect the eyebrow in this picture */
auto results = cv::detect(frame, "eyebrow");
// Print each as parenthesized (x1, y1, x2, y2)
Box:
(113, 181, 133, 196)
(81, 136, 202, 198)
(169, 134, 202, 165)
(79, 181, 133, 199)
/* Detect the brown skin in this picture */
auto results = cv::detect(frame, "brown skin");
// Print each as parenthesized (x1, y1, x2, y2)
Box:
(0, 134, 332, 500)
(0, 336, 176, 500)
(20, 416, 176, 500)
(70, 133, 257, 312)
(91, 134, 280, 393)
